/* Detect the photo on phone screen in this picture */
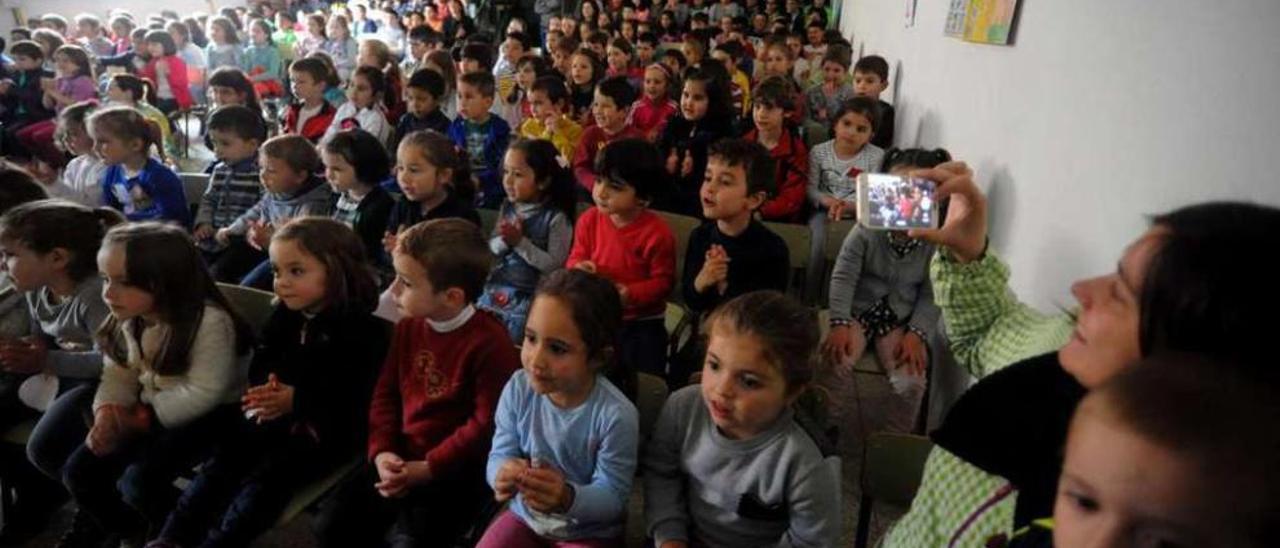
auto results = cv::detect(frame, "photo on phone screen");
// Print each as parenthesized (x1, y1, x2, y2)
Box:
(857, 173, 939, 230)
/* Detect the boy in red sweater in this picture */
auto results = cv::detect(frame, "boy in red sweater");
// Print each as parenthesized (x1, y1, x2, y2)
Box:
(315, 218, 519, 548)
(745, 76, 809, 222)
(572, 76, 645, 195)
(568, 138, 677, 383)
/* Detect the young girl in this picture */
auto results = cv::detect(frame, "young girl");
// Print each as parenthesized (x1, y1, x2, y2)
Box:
(91, 106, 189, 226)
(356, 37, 405, 121)
(498, 55, 548, 130)
(106, 75, 176, 160)
(323, 15, 359, 82)
(151, 218, 390, 548)
(632, 63, 678, 142)
(167, 20, 208, 104)
(242, 18, 283, 99)
(141, 30, 194, 114)
(423, 49, 457, 119)
(805, 49, 853, 125)
(479, 269, 640, 547)
(658, 11, 682, 43)
(15, 45, 96, 170)
(383, 130, 481, 252)
(644, 290, 840, 547)
(50, 101, 105, 206)
(567, 48, 603, 125)
(657, 63, 735, 216)
(205, 16, 243, 74)
(323, 65, 392, 146)
(820, 148, 947, 439)
(322, 129, 395, 268)
(307, 52, 349, 107)
(479, 139, 578, 342)
(605, 38, 643, 89)
(294, 14, 327, 59)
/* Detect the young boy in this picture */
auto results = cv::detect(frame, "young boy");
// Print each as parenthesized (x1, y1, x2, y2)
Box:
(0, 41, 53, 131)
(494, 31, 527, 84)
(803, 20, 827, 64)
(806, 46, 855, 125)
(317, 218, 520, 548)
(567, 138, 676, 383)
(711, 41, 752, 118)
(586, 31, 610, 58)
(854, 54, 895, 149)
(746, 77, 809, 222)
(660, 49, 688, 80)
(550, 37, 578, 79)
(572, 76, 645, 194)
(459, 42, 493, 75)
(395, 68, 451, 150)
(635, 32, 659, 67)
(400, 25, 440, 76)
(446, 72, 512, 208)
(519, 76, 583, 160)
(75, 14, 116, 58)
(197, 105, 268, 281)
(684, 138, 790, 314)
(283, 57, 337, 143)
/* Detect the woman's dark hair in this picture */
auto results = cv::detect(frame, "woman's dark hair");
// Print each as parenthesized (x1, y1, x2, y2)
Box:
(96, 223, 253, 375)
(508, 139, 577, 222)
(704, 290, 819, 392)
(323, 129, 391, 187)
(272, 218, 379, 314)
(397, 130, 475, 205)
(208, 67, 262, 114)
(144, 29, 177, 56)
(830, 96, 880, 136)
(535, 268, 632, 398)
(683, 62, 734, 123)
(594, 138, 662, 201)
(0, 200, 125, 281)
(0, 163, 48, 214)
(1139, 202, 1280, 366)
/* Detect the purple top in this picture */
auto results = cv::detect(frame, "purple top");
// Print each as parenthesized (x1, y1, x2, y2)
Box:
(56, 75, 97, 113)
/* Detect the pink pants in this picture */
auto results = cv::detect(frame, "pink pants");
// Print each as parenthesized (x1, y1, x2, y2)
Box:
(475, 510, 622, 548)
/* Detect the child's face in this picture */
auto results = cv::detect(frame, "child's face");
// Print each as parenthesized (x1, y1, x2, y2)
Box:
(833, 110, 873, 151)
(410, 39, 429, 61)
(209, 85, 247, 108)
(92, 129, 141, 166)
(591, 179, 643, 219)
(588, 41, 606, 58)
(501, 37, 524, 63)
(251, 23, 269, 44)
(752, 102, 784, 134)
(63, 123, 94, 156)
(807, 26, 823, 45)
(456, 82, 494, 121)
(328, 20, 348, 39)
(321, 148, 360, 194)
(259, 154, 308, 194)
(395, 142, 448, 203)
(681, 42, 702, 65)
(269, 238, 329, 313)
(606, 46, 630, 72)
(211, 24, 227, 43)
(636, 41, 655, 64)
(560, 18, 577, 35)
(752, 15, 768, 33)
(691, 19, 706, 30)
(78, 22, 98, 39)
(307, 19, 324, 36)
(521, 295, 597, 404)
(98, 243, 157, 321)
(404, 86, 439, 118)
(357, 45, 379, 69)
(290, 71, 325, 102)
(786, 36, 803, 56)
(642, 66, 668, 100)
(569, 54, 594, 85)
(389, 250, 453, 319)
(347, 74, 377, 109)
(0, 239, 59, 292)
(515, 63, 537, 91)
(680, 80, 709, 121)
(459, 58, 483, 74)
(660, 56, 681, 77)
(700, 322, 796, 440)
(547, 32, 562, 52)
(700, 157, 761, 221)
(1053, 407, 1214, 548)
(54, 53, 79, 75)
(822, 61, 846, 84)
(591, 91, 627, 132)
(763, 46, 792, 77)
(208, 128, 259, 164)
(551, 49, 571, 74)
(853, 70, 887, 100)
(502, 148, 542, 204)
(528, 89, 561, 120)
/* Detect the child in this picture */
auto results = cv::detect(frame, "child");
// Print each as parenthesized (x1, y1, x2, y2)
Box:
(657, 64, 736, 216)
(395, 68, 452, 150)
(322, 129, 395, 265)
(681, 33, 708, 71)
(747, 76, 809, 222)
(138, 30, 193, 114)
(820, 147, 947, 436)
(605, 38, 643, 90)
(400, 25, 437, 76)
(567, 48, 604, 125)
(14, 45, 95, 170)
(497, 54, 544, 130)
(167, 21, 207, 104)
(0, 200, 122, 543)
(104, 74, 175, 160)
(802, 20, 826, 65)
(659, 48, 687, 81)
(216, 134, 333, 289)
(567, 138, 676, 381)
(495, 31, 528, 94)
(573, 76, 645, 194)
(712, 41, 752, 118)
(657, 12, 682, 43)
(357, 38, 406, 121)
(459, 42, 494, 76)
(242, 18, 284, 99)
(205, 16, 243, 73)
(758, 36, 809, 122)
(75, 14, 116, 58)
(854, 54, 895, 150)
(636, 32, 660, 66)
(478, 269, 640, 546)
(519, 76, 584, 160)
(294, 14, 327, 59)
(60, 222, 253, 545)
(323, 15, 359, 82)
(315, 218, 520, 547)
(197, 105, 268, 283)
(151, 218, 390, 548)
(424, 49, 458, 119)
(323, 65, 392, 146)
(50, 100, 105, 206)
(549, 37, 578, 81)
(207, 67, 263, 115)
(0, 41, 54, 133)
(447, 71, 513, 209)
(384, 130, 483, 257)
(271, 12, 298, 63)
(283, 57, 338, 143)
(806, 46, 854, 125)
(479, 139, 578, 342)
(644, 291, 841, 547)
(92, 107, 190, 226)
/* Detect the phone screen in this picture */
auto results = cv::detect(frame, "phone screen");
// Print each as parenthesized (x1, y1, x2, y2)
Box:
(860, 174, 939, 230)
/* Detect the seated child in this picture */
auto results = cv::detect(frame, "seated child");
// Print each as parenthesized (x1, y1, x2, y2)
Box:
(519, 76, 584, 161)
(567, 139, 676, 382)
(566, 48, 603, 126)
(645, 291, 841, 547)
(479, 139, 578, 342)
(197, 105, 268, 283)
(0, 41, 54, 135)
(50, 101, 105, 207)
(92, 107, 190, 226)
(478, 269, 640, 547)
(447, 71, 512, 208)
(711, 41, 752, 119)
(151, 218, 391, 548)
(394, 68, 452, 151)
(384, 130, 482, 248)
(805, 46, 855, 126)
(572, 76, 645, 194)
(854, 55, 895, 150)
(605, 38, 644, 90)
(657, 64, 736, 216)
(746, 77, 810, 223)
(631, 63, 678, 142)
(315, 218, 520, 548)
(283, 58, 338, 143)
(321, 129, 395, 268)
(323, 65, 392, 146)
(15, 45, 95, 170)
(103, 74, 177, 161)
(242, 19, 284, 99)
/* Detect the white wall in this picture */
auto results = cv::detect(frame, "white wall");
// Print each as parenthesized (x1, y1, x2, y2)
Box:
(841, 0, 1280, 308)
(2, 0, 219, 35)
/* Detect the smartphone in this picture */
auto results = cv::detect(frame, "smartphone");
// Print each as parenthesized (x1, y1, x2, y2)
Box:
(856, 173, 940, 231)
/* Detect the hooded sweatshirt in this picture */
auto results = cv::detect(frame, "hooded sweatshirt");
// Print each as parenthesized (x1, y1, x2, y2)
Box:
(224, 175, 334, 235)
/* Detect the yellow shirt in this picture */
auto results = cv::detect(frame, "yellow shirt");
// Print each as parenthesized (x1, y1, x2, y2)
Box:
(518, 115, 584, 161)
(732, 69, 753, 118)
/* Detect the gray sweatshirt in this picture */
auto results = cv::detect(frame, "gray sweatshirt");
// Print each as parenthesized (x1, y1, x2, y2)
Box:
(827, 226, 939, 335)
(224, 177, 334, 236)
(644, 386, 841, 548)
(26, 277, 110, 379)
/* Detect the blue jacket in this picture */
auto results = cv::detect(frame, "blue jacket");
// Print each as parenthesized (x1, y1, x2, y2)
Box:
(102, 159, 191, 227)
(446, 115, 511, 209)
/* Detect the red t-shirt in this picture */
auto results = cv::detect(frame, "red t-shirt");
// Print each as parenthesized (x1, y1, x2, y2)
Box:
(566, 207, 677, 320)
(572, 124, 646, 192)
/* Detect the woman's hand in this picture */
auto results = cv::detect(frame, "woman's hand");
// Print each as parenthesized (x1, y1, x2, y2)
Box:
(906, 161, 987, 263)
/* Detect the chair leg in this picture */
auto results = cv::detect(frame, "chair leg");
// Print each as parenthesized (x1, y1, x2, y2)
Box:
(854, 494, 873, 548)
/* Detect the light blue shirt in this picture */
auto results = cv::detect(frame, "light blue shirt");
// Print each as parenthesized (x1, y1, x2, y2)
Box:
(486, 370, 639, 540)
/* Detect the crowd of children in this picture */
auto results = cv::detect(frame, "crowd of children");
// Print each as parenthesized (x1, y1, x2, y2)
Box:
(0, 2, 1276, 548)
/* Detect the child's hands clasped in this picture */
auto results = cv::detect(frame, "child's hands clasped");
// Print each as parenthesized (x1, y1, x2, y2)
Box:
(493, 458, 530, 502)
(241, 373, 295, 423)
(694, 245, 731, 294)
(516, 462, 575, 514)
(498, 216, 524, 246)
(373, 452, 432, 498)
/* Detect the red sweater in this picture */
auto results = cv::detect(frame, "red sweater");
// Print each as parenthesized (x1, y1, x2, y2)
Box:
(142, 56, 192, 109)
(367, 310, 519, 476)
(747, 128, 810, 222)
(572, 124, 646, 192)
(566, 207, 676, 320)
(631, 95, 677, 142)
(283, 101, 337, 144)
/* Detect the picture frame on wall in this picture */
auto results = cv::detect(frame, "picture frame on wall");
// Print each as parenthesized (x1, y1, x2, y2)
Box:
(944, 0, 1023, 45)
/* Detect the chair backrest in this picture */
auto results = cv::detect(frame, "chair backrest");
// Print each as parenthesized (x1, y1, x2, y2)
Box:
(653, 210, 703, 302)
(863, 432, 933, 507)
(217, 282, 277, 337)
(824, 220, 857, 263)
(761, 220, 811, 298)
(180, 172, 208, 211)
(477, 207, 500, 237)
(635, 372, 670, 443)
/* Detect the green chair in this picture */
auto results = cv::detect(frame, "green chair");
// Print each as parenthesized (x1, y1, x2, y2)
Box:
(761, 220, 812, 302)
(855, 432, 934, 548)
(180, 172, 207, 218)
(819, 220, 857, 303)
(653, 211, 704, 303)
(478, 207, 500, 237)
(635, 372, 670, 445)
(274, 458, 362, 526)
(217, 283, 276, 337)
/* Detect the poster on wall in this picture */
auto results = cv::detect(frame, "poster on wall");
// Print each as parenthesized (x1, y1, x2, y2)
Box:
(961, 0, 1021, 45)
(944, 0, 968, 36)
